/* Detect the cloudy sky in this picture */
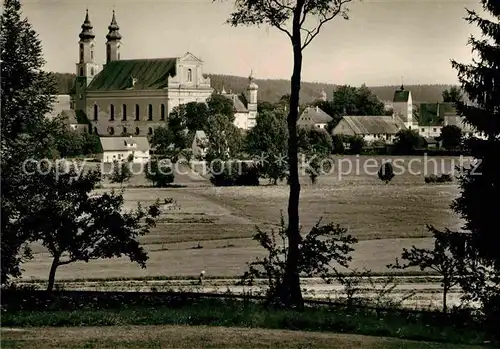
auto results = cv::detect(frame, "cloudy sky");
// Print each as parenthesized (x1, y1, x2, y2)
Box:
(21, 0, 482, 85)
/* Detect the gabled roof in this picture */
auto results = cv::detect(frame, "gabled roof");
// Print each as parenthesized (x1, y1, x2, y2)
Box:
(222, 93, 248, 113)
(393, 89, 410, 103)
(87, 58, 177, 91)
(341, 115, 405, 134)
(99, 136, 150, 152)
(299, 107, 332, 124)
(419, 102, 455, 126)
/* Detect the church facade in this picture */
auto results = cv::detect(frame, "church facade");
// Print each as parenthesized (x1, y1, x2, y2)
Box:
(70, 10, 219, 136)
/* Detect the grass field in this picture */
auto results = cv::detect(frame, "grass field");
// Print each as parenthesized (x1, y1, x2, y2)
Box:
(1, 326, 485, 349)
(20, 156, 465, 281)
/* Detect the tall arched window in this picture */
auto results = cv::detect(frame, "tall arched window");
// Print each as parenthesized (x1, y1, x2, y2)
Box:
(122, 104, 127, 120)
(79, 67, 84, 76)
(123, 127, 127, 135)
(93, 104, 98, 121)
(160, 104, 166, 121)
(106, 45, 111, 62)
(148, 104, 153, 121)
(148, 127, 153, 135)
(135, 104, 140, 121)
(135, 127, 140, 135)
(187, 68, 192, 82)
(110, 104, 115, 121)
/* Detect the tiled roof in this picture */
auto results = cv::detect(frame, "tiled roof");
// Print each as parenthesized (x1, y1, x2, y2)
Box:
(341, 115, 405, 134)
(99, 136, 150, 152)
(87, 58, 177, 91)
(419, 102, 455, 126)
(298, 107, 332, 124)
(222, 93, 248, 113)
(393, 89, 410, 102)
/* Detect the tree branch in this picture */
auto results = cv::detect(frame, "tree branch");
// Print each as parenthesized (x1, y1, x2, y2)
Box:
(301, 0, 351, 50)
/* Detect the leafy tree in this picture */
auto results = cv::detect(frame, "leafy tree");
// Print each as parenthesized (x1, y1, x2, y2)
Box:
(348, 135, 365, 154)
(388, 228, 462, 313)
(81, 133, 102, 155)
(257, 101, 276, 113)
(442, 86, 463, 103)
(438, 125, 462, 150)
(145, 158, 175, 187)
(331, 134, 345, 154)
(298, 128, 333, 184)
(1, 0, 58, 284)
(433, 0, 500, 328)
(207, 93, 235, 122)
(0, 0, 57, 141)
(314, 84, 385, 131)
(205, 113, 243, 161)
(226, 0, 352, 306)
(246, 110, 288, 184)
(240, 212, 358, 302)
(393, 129, 423, 154)
(18, 164, 160, 291)
(378, 162, 395, 184)
(109, 160, 133, 185)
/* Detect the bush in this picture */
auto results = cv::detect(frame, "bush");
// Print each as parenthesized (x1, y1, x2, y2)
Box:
(145, 159, 175, 187)
(424, 173, 453, 183)
(210, 161, 260, 187)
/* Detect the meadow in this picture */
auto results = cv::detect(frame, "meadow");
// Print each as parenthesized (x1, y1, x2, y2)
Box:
(21, 156, 466, 281)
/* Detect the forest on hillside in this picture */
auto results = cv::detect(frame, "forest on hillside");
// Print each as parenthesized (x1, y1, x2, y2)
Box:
(51, 72, 456, 104)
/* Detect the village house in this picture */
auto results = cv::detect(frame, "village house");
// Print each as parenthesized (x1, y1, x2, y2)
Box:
(297, 106, 333, 129)
(99, 136, 150, 163)
(332, 86, 411, 144)
(332, 115, 405, 144)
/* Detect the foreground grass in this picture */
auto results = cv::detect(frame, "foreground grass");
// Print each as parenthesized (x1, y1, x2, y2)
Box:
(1, 297, 489, 346)
(0, 325, 485, 349)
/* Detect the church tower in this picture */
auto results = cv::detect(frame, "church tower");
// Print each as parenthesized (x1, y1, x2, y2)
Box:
(246, 71, 258, 128)
(75, 10, 99, 113)
(106, 10, 122, 63)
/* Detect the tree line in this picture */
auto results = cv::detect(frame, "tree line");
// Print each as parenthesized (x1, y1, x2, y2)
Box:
(50, 71, 458, 104)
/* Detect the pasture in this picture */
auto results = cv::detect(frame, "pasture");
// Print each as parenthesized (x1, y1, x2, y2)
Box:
(21, 156, 466, 281)
(1, 325, 484, 349)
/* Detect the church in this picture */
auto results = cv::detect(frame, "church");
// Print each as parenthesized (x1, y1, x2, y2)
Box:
(68, 10, 258, 136)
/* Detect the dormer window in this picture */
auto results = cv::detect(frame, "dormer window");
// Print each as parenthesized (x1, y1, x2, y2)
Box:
(187, 68, 192, 82)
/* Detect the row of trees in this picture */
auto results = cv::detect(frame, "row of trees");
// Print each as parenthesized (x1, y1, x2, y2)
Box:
(1, 0, 161, 290)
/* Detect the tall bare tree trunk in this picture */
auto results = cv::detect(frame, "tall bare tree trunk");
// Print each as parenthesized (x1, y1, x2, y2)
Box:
(276, 4, 305, 308)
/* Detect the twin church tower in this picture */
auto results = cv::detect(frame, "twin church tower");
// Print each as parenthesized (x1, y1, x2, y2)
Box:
(76, 9, 121, 87)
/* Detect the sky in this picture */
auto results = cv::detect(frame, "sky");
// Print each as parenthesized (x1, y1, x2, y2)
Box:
(19, 0, 484, 86)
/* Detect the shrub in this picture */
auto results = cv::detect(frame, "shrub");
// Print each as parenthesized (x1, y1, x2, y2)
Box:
(425, 173, 453, 183)
(145, 159, 175, 187)
(210, 160, 260, 187)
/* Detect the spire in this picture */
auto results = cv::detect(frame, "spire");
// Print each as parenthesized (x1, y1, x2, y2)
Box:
(400, 76, 405, 91)
(247, 69, 258, 91)
(79, 9, 95, 41)
(106, 10, 122, 41)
